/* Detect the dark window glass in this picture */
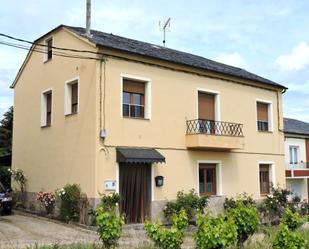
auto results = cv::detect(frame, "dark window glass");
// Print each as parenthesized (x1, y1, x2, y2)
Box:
(46, 92, 52, 126)
(123, 92, 130, 104)
(71, 83, 78, 114)
(46, 38, 53, 60)
(122, 91, 144, 118)
(199, 164, 216, 196)
(257, 121, 269, 131)
(259, 165, 270, 195)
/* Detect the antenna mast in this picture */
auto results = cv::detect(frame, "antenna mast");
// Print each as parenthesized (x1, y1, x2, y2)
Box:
(159, 17, 171, 47)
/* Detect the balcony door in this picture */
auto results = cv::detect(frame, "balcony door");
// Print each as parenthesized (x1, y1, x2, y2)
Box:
(198, 92, 215, 134)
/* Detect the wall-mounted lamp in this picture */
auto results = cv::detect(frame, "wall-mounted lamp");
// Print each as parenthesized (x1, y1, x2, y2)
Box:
(155, 176, 164, 187)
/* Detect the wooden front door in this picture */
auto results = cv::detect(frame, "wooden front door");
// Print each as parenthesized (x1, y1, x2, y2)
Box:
(119, 163, 151, 223)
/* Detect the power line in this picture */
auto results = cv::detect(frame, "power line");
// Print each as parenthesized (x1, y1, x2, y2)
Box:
(0, 32, 105, 57)
(0, 40, 101, 61)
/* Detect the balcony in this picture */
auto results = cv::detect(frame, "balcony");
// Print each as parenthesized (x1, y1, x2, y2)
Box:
(185, 119, 245, 150)
(285, 162, 309, 178)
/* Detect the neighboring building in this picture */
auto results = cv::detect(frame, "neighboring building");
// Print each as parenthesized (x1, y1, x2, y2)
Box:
(284, 118, 309, 202)
(12, 25, 287, 223)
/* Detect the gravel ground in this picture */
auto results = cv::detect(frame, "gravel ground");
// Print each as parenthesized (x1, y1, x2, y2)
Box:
(0, 214, 100, 249)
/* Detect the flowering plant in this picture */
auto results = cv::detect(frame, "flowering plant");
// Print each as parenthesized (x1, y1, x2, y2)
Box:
(55, 188, 66, 197)
(100, 192, 120, 211)
(36, 191, 56, 214)
(8, 168, 27, 192)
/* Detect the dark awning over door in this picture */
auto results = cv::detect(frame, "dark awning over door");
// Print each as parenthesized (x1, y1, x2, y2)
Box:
(116, 148, 165, 164)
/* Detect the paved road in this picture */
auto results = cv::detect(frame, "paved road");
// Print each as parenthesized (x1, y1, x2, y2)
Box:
(0, 214, 99, 248)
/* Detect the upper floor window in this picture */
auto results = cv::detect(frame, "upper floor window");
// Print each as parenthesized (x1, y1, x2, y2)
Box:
(289, 146, 299, 164)
(122, 79, 145, 118)
(44, 37, 53, 62)
(65, 78, 79, 115)
(257, 102, 270, 131)
(41, 90, 52, 127)
(259, 164, 270, 195)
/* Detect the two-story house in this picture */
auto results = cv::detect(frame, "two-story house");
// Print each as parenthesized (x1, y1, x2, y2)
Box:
(284, 118, 309, 202)
(11, 25, 287, 223)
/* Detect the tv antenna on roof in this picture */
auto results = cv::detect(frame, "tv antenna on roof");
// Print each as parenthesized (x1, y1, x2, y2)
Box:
(159, 17, 171, 47)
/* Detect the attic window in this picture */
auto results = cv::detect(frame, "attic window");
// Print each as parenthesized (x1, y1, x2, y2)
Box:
(45, 37, 53, 62)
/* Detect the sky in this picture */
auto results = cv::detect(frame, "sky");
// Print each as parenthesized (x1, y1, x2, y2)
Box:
(1, 0, 309, 121)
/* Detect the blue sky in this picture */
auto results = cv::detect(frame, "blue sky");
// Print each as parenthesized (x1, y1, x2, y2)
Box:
(1, 0, 309, 120)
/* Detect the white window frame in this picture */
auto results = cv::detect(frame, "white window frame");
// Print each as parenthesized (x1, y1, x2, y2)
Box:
(64, 76, 80, 115)
(196, 88, 221, 121)
(41, 88, 53, 127)
(197, 160, 223, 196)
(43, 36, 54, 62)
(258, 161, 276, 197)
(120, 73, 152, 119)
(289, 146, 299, 165)
(256, 99, 273, 132)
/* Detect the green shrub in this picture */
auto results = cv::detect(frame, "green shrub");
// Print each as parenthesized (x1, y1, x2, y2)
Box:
(144, 209, 189, 249)
(282, 208, 303, 231)
(272, 223, 307, 249)
(260, 186, 291, 221)
(227, 200, 259, 248)
(95, 206, 124, 249)
(224, 193, 255, 210)
(56, 184, 81, 222)
(193, 212, 237, 249)
(163, 189, 208, 221)
(100, 192, 120, 211)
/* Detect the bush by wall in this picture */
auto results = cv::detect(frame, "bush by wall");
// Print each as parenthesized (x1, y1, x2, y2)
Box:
(163, 189, 208, 221)
(56, 184, 81, 222)
(0, 166, 10, 188)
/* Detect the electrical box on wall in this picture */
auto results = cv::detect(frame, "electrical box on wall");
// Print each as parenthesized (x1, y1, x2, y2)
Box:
(104, 180, 116, 191)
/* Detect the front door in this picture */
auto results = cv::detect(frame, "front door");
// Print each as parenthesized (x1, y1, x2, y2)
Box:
(119, 163, 151, 223)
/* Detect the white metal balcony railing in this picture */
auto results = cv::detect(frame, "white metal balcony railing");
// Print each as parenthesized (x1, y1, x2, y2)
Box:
(285, 162, 309, 170)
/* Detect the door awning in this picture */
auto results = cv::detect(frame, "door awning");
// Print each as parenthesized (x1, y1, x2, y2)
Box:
(116, 147, 165, 164)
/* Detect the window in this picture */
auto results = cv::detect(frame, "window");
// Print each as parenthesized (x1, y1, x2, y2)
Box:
(65, 79, 79, 115)
(289, 146, 299, 164)
(45, 37, 53, 61)
(199, 164, 216, 196)
(257, 102, 270, 131)
(41, 90, 52, 127)
(122, 79, 145, 118)
(259, 164, 270, 195)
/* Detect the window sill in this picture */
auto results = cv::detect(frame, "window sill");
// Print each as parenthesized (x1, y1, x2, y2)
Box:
(122, 116, 150, 121)
(65, 112, 78, 117)
(43, 58, 52, 64)
(257, 130, 273, 133)
(41, 125, 51, 128)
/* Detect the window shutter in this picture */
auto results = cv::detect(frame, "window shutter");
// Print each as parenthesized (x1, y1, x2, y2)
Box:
(257, 102, 268, 121)
(123, 79, 145, 94)
(198, 92, 215, 120)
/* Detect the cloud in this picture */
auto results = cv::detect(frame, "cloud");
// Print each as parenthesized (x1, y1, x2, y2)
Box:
(276, 42, 309, 71)
(213, 52, 247, 69)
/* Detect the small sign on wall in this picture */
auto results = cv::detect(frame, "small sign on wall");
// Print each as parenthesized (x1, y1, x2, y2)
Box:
(104, 180, 116, 191)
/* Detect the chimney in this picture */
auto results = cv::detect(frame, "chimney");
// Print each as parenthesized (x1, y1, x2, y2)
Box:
(86, 0, 91, 37)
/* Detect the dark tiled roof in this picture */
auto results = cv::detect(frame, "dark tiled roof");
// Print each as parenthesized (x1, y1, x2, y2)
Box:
(284, 118, 309, 136)
(65, 25, 286, 89)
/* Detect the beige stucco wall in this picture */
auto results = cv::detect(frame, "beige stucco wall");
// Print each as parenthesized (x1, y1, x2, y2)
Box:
(12, 28, 98, 197)
(12, 27, 285, 202)
(95, 55, 285, 200)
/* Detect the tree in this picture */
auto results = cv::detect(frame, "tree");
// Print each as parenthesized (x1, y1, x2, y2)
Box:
(0, 106, 13, 155)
